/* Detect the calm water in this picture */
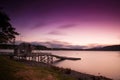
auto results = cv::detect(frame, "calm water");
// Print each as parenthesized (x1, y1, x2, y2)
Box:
(39, 51, 120, 80)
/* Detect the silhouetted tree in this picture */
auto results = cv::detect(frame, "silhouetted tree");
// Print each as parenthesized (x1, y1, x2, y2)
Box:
(0, 8, 19, 43)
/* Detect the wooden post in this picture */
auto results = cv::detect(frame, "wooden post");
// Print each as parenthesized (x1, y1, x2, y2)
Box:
(47, 55, 49, 64)
(30, 56, 32, 61)
(38, 55, 40, 62)
(40, 55, 42, 62)
(40, 55, 46, 63)
(33, 56, 36, 61)
(32, 56, 33, 61)
(28, 56, 30, 61)
(50, 56, 53, 64)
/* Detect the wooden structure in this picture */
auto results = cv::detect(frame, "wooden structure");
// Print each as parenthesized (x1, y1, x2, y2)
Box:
(0, 43, 81, 64)
(15, 52, 81, 64)
(14, 42, 33, 56)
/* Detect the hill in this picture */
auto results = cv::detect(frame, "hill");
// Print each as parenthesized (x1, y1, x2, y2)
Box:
(87, 45, 120, 51)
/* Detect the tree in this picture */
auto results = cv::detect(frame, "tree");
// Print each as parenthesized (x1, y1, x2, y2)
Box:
(0, 9, 19, 43)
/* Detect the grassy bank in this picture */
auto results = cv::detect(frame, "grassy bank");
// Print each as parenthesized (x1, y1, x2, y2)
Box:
(0, 56, 75, 80)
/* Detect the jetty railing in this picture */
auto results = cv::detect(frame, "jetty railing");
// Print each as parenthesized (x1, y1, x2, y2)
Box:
(0, 51, 81, 64)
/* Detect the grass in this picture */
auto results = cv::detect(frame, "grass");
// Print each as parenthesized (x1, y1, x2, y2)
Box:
(0, 56, 75, 80)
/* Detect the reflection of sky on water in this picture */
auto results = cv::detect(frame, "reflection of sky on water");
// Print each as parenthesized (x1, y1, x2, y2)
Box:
(44, 51, 120, 80)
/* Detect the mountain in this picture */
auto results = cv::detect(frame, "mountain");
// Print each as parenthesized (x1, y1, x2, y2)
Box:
(86, 45, 120, 51)
(33, 45, 48, 50)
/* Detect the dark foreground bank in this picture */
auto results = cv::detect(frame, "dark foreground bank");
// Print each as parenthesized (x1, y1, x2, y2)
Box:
(21, 60, 113, 80)
(0, 56, 112, 80)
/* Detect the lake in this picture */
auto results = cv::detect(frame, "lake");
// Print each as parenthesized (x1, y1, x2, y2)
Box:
(39, 51, 120, 80)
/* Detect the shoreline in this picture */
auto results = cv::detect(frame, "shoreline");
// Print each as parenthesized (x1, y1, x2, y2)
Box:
(19, 60, 112, 80)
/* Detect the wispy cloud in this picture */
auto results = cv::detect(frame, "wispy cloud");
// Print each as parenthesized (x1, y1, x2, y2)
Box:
(59, 24, 76, 29)
(47, 31, 65, 35)
(31, 22, 47, 29)
(30, 40, 85, 49)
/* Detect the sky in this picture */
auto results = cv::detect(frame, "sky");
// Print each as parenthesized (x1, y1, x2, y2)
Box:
(0, 0, 120, 48)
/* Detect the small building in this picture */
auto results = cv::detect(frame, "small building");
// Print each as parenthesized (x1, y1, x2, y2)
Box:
(14, 42, 33, 56)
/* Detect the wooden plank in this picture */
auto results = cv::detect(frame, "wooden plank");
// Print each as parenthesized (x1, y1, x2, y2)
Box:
(51, 54, 81, 60)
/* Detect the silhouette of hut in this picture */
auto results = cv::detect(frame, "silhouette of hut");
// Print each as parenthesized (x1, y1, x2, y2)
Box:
(14, 42, 33, 56)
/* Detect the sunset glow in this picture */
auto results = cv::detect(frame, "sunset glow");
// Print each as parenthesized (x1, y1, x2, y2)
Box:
(1, 0, 120, 48)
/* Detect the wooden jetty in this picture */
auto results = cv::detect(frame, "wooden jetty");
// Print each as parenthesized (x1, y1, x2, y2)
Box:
(14, 52, 81, 64)
(0, 43, 81, 64)
(0, 52, 81, 64)
(51, 54, 81, 60)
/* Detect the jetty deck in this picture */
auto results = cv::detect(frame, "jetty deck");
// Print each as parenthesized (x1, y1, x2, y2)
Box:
(51, 54, 81, 60)
(0, 52, 81, 64)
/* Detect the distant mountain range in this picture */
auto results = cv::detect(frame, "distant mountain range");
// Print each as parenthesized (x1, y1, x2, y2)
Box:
(48, 45, 120, 51)
(86, 45, 120, 51)
(0, 44, 120, 51)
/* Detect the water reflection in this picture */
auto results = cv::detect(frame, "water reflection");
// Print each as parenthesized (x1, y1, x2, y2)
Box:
(52, 59, 65, 64)
(117, 51, 120, 57)
(39, 51, 120, 80)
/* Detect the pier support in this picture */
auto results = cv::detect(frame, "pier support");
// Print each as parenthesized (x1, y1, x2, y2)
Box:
(15, 52, 80, 64)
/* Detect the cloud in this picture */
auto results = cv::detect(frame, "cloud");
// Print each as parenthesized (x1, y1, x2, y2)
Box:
(27, 40, 70, 48)
(65, 45, 85, 49)
(15, 40, 87, 49)
(86, 43, 105, 49)
(30, 19, 61, 29)
(30, 40, 85, 49)
(59, 24, 76, 29)
(48, 31, 65, 35)
(31, 22, 47, 29)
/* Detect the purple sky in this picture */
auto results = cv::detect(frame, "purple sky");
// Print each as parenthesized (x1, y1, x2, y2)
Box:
(0, 0, 120, 48)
